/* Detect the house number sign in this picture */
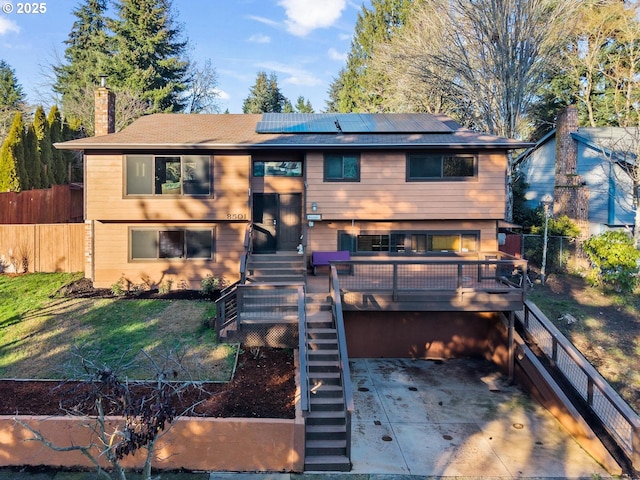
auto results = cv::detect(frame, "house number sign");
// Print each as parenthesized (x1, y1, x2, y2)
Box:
(226, 213, 247, 220)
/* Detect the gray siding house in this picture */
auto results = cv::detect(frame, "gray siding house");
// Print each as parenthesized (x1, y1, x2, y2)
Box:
(517, 107, 636, 236)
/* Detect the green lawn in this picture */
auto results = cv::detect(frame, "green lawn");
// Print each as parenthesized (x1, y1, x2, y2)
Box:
(0, 273, 236, 381)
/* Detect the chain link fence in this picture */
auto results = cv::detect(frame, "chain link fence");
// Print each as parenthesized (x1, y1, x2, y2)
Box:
(521, 234, 578, 273)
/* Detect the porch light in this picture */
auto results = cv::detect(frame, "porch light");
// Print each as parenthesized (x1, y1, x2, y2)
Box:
(311, 202, 317, 212)
(540, 193, 553, 286)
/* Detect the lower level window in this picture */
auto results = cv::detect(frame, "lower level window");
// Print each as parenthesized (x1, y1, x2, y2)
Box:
(340, 230, 477, 254)
(425, 233, 477, 253)
(131, 228, 214, 260)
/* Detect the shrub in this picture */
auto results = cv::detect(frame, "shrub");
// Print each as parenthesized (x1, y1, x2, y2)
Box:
(582, 231, 640, 293)
(111, 276, 128, 297)
(159, 279, 173, 295)
(201, 274, 227, 297)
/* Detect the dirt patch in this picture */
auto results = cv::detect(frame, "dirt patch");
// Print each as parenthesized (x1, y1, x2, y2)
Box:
(0, 348, 295, 419)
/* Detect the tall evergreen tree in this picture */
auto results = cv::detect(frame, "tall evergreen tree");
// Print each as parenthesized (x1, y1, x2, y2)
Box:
(327, 0, 414, 112)
(54, 0, 110, 131)
(109, 0, 190, 113)
(242, 72, 289, 113)
(24, 122, 41, 189)
(0, 60, 27, 143)
(0, 112, 25, 192)
(294, 96, 314, 113)
(33, 107, 53, 188)
(47, 106, 67, 184)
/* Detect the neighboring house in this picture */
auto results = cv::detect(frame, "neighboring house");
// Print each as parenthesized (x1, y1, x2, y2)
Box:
(517, 106, 637, 236)
(56, 85, 531, 289)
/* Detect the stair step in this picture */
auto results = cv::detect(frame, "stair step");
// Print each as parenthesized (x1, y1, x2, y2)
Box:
(305, 424, 347, 436)
(307, 329, 337, 340)
(310, 395, 345, 406)
(308, 339, 340, 350)
(308, 360, 340, 367)
(239, 314, 299, 324)
(310, 383, 343, 396)
(309, 371, 341, 379)
(306, 411, 346, 425)
(304, 454, 350, 472)
(308, 349, 339, 358)
(242, 305, 298, 313)
(305, 439, 348, 456)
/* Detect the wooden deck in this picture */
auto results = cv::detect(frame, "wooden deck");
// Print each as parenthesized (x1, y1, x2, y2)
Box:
(327, 255, 527, 312)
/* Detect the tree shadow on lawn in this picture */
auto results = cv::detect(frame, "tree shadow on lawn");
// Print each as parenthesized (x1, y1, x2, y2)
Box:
(0, 296, 235, 382)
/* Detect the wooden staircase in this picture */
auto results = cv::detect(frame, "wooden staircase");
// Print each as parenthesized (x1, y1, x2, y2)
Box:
(246, 252, 306, 283)
(303, 293, 351, 472)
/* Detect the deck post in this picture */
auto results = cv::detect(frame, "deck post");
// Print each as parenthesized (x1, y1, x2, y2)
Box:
(508, 311, 515, 383)
(392, 263, 398, 302)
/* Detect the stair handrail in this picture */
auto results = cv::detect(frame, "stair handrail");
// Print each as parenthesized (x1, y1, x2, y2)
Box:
(520, 300, 640, 470)
(240, 223, 253, 283)
(214, 280, 240, 335)
(297, 284, 309, 414)
(329, 264, 354, 461)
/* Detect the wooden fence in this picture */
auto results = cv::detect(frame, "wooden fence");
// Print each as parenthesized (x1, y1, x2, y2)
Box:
(0, 185, 83, 224)
(0, 224, 85, 273)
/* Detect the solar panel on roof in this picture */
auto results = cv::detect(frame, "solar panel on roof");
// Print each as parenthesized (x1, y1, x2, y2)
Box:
(255, 113, 452, 134)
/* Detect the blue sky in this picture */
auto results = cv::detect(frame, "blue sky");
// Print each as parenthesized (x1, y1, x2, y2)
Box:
(0, 0, 369, 113)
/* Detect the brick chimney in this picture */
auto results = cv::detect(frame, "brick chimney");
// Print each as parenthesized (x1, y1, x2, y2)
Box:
(94, 76, 115, 136)
(554, 106, 589, 236)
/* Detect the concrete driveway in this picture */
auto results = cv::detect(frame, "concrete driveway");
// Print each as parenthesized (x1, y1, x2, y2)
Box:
(348, 357, 612, 477)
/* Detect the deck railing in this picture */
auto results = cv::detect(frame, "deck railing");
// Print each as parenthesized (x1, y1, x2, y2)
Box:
(328, 254, 528, 298)
(329, 265, 354, 461)
(519, 300, 640, 470)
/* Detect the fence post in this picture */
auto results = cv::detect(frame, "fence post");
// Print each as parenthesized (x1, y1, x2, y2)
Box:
(633, 426, 640, 471)
(392, 263, 398, 302)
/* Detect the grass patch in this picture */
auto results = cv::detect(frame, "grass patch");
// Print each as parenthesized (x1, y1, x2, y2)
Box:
(0, 273, 235, 381)
(0, 272, 82, 326)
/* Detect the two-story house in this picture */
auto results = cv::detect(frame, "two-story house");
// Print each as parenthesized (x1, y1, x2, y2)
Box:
(56, 85, 531, 290)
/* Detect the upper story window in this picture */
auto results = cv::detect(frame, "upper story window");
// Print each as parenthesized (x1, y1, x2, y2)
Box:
(407, 154, 476, 181)
(253, 161, 302, 177)
(125, 155, 211, 196)
(324, 154, 360, 181)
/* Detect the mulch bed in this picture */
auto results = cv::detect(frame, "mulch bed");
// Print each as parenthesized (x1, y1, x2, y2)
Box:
(0, 348, 296, 419)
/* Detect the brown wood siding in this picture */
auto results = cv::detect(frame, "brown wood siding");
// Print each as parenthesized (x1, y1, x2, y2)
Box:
(0, 224, 84, 273)
(305, 151, 506, 220)
(91, 221, 244, 289)
(251, 176, 304, 194)
(307, 220, 499, 253)
(85, 154, 250, 221)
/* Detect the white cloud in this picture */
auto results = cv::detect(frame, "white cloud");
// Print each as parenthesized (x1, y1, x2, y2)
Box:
(247, 15, 280, 28)
(278, 0, 346, 36)
(257, 61, 322, 87)
(0, 15, 20, 35)
(328, 48, 347, 62)
(338, 33, 352, 41)
(248, 33, 271, 44)
(214, 88, 230, 101)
